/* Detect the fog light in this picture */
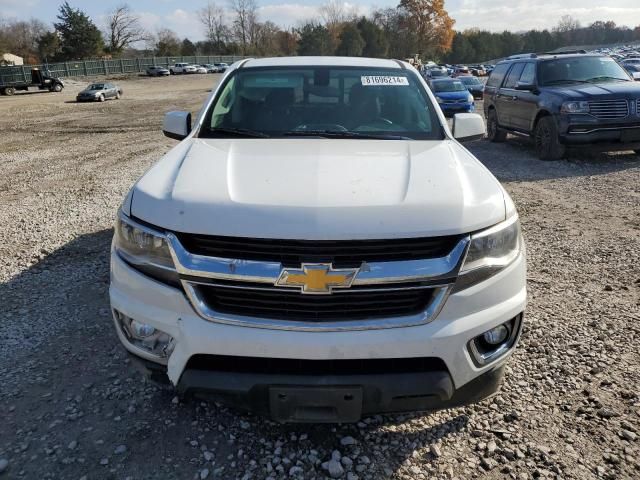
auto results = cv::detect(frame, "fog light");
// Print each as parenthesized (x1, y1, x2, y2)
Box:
(131, 320, 156, 338)
(468, 315, 522, 367)
(483, 324, 509, 345)
(114, 310, 175, 361)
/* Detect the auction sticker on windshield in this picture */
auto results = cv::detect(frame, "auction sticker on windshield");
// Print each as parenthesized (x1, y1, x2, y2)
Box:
(361, 76, 409, 86)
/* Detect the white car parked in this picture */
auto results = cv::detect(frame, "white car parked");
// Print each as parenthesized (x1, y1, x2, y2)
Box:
(111, 56, 526, 423)
(169, 63, 196, 74)
(192, 65, 208, 74)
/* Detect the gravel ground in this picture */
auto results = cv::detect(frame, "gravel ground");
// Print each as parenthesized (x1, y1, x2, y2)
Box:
(0, 74, 639, 480)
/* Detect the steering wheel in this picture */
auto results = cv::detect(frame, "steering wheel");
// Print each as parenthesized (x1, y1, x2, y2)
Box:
(292, 123, 349, 132)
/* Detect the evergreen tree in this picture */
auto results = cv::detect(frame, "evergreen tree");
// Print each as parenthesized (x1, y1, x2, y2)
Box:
(181, 38, 197, 56)
(336, 23, 365, 57)
(357, 17, 388, 58)
(297, 23, 333, 56)
(54, 1, 103, 60)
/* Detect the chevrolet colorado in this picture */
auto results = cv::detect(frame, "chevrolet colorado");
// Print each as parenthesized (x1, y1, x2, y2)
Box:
(110, 57, 526, 423)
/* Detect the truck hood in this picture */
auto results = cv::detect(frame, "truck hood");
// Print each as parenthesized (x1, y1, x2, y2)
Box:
(550, 80, 640, 99)
(131, 138, 506, 239)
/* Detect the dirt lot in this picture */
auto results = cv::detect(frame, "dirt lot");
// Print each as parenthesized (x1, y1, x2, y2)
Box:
(0, 74, 639, 480)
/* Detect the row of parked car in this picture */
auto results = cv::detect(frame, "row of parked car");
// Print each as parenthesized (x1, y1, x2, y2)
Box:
(420, 66, 486, 117)
(421, 63, 495, 78)
(145, 63, 230, 77)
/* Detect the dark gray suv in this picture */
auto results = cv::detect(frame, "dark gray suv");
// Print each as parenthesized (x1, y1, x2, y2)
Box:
(483, 52, 640, 160)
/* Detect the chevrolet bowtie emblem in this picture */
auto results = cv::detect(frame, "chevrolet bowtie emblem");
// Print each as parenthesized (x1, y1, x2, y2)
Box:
(275, 263, 359, 294)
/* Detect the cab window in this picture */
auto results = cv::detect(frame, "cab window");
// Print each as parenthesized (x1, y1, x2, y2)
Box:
(503, 63, 525, 89)
(486, 63, 510, 87)
(519, 63, 536, 84)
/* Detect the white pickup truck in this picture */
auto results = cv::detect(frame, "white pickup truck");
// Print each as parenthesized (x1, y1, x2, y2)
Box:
(111, 57, 526, 423)
(169, 63, 196, 74)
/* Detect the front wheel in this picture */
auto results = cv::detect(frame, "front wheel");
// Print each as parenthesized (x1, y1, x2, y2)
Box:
(487, 109, 507, 142)
(98, 94, 105, 102)
(534, 116, 565, 161)
(115, 91, 121, 99)
(52, 83, 63, 92)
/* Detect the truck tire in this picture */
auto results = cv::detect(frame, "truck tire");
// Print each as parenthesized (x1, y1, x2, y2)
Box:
(4, 87, 15, 96)
(534, 116, 565, 161)
(487, 109, 507, 142)
(51, 83, 63, 92)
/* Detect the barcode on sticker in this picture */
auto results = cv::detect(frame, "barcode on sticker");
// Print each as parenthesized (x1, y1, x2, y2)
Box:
(361, 76, 409, 86)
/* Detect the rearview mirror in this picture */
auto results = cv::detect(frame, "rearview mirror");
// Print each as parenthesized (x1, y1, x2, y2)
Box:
(163, 111, 192, 140)
(452, 113, 485, 142)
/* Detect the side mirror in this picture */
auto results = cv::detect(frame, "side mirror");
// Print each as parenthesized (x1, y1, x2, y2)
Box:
(632, 72, 640, 81)
(515, 81, 535, 91)
(163, 111, 192, 140)
(452, 113, 485, 142)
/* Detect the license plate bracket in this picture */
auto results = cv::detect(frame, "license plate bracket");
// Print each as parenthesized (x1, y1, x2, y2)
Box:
(269, 386, 363, 423)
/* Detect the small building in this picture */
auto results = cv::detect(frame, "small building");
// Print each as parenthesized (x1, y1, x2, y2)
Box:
(1, 53, 24, 66)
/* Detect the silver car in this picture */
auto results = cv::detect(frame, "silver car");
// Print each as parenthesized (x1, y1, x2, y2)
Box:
(76, 83, 122, 102)
(146, 66, 170, 77)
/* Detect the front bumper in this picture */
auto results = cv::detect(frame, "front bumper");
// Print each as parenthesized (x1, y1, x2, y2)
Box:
(110, 249, 526, 421)
(129, 351, 507, 422)
(560, 115, 640, 149)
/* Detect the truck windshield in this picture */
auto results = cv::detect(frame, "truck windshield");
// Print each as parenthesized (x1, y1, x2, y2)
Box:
(539, 56, 631, 85)
(199, 67, 443, 140)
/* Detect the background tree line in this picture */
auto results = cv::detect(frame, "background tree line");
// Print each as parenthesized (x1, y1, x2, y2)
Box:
(446, 16, 640, 64)
(0, 0, 455, 63)
(1, 1, 639, 66)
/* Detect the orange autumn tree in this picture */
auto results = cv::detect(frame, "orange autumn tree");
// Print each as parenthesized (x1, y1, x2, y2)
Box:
(399, 0, 455, 59)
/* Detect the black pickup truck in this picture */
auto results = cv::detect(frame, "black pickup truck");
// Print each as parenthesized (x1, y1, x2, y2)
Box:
(483, 52, 640, 160)
(0, 67, 64, 96)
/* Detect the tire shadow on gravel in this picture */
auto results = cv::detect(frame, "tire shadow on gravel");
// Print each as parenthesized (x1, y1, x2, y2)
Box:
(467, 138, 640, 183)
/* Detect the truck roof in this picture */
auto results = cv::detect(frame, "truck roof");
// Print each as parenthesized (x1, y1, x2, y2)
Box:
(241, 56, 404, 69)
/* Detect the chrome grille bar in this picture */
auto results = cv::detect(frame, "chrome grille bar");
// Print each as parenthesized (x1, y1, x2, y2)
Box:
(588, 100, 629, 119)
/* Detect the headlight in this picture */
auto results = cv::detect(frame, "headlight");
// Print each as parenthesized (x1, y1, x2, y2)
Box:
(114, 211, 179, 286)
(560, 101, 589, 114)
(467, 93, 474, 102)
(454, 215, 522, 291)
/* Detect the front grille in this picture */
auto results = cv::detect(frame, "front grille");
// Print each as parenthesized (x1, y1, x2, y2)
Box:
(175, 233, 463, 268)
(588, 99, 629, 119)
(185, 354, 448, 375)
(194, 284, 435, 321)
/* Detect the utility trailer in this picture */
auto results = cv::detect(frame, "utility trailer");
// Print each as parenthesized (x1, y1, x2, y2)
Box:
(0, 67, 64, 96)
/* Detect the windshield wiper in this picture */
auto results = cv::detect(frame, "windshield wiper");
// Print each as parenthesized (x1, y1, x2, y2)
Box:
(204, 127, 270, 138)
(283, 130, 411, 140)
(544, 79, 591, 85)
(585, 76, 629, 83)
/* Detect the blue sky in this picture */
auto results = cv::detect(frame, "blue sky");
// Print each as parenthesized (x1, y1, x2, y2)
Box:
(2, 0, 639, 41)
